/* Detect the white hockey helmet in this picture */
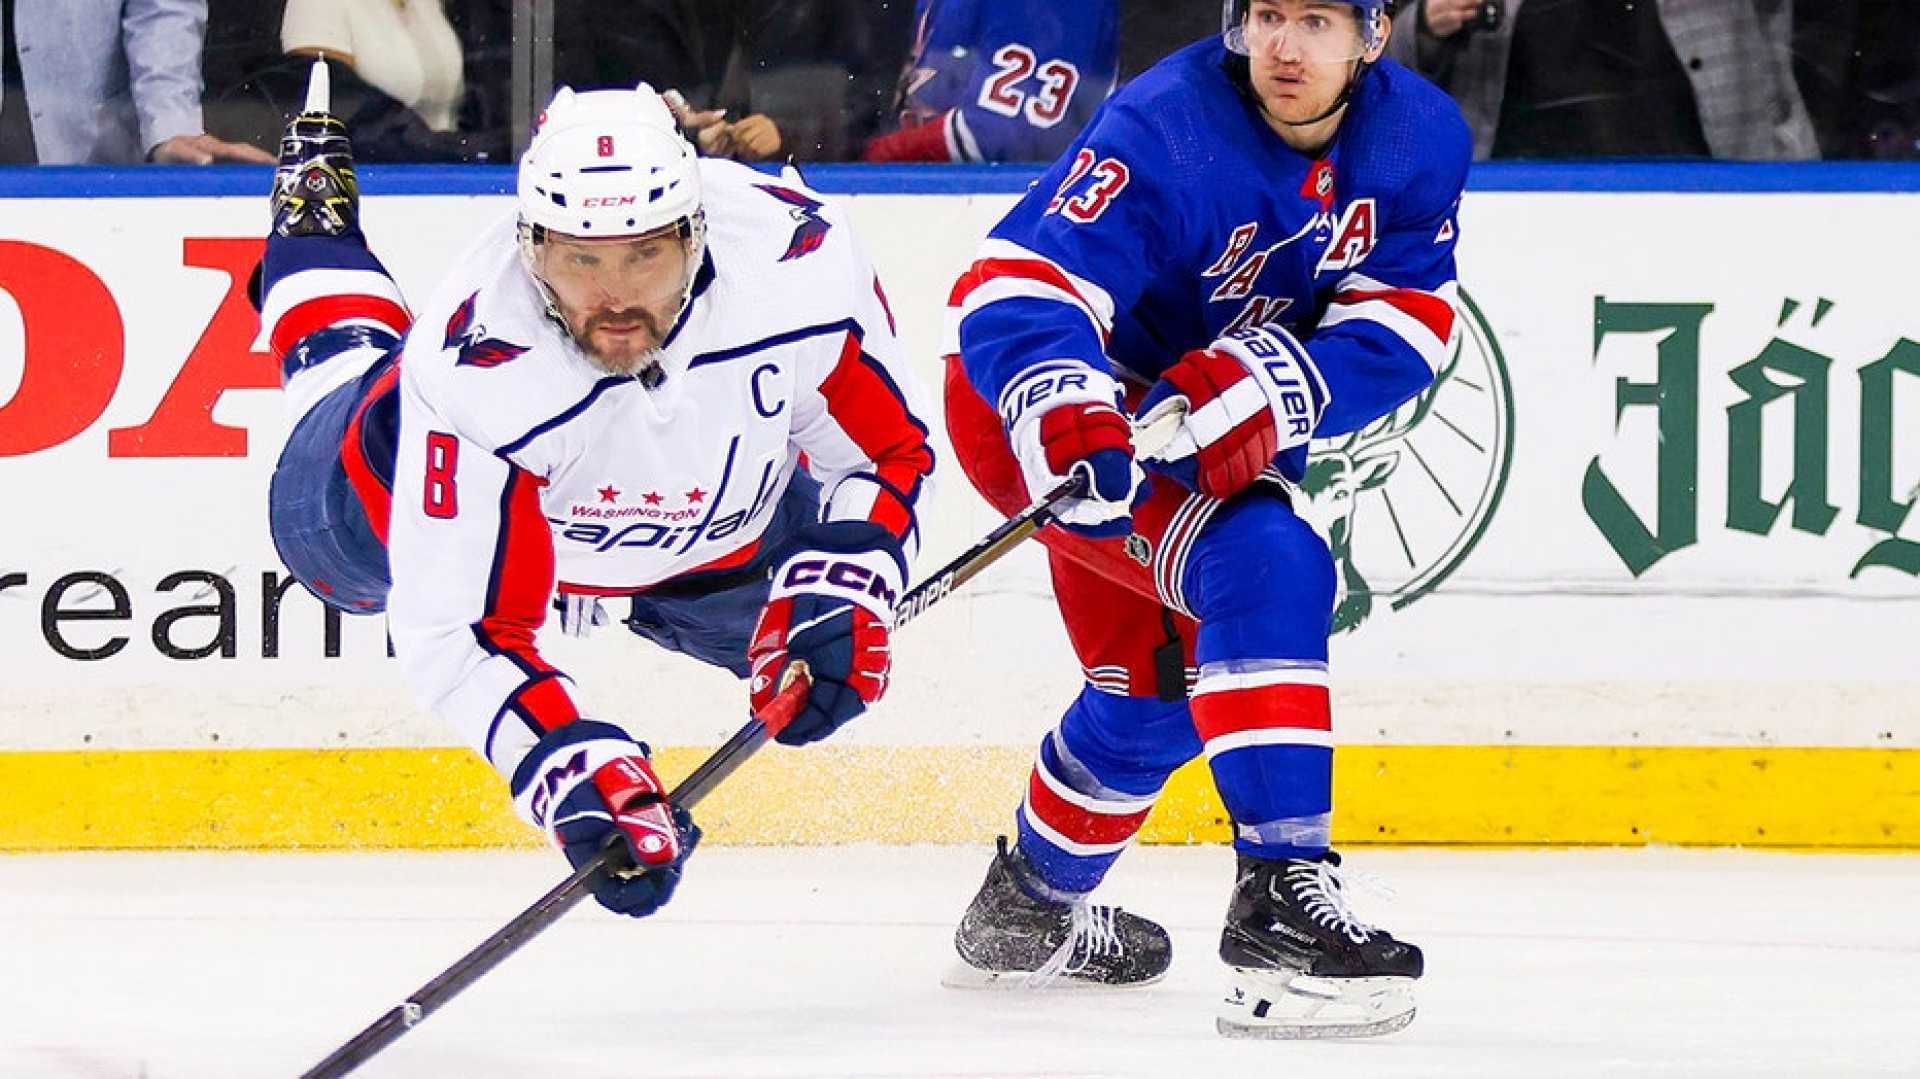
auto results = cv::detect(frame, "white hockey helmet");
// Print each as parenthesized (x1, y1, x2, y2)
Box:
(516, 84, 708, 365)
(517, 83, 702, 241)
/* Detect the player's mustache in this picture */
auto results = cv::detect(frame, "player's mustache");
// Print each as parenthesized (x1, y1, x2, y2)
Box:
(588, 308, 659, 333)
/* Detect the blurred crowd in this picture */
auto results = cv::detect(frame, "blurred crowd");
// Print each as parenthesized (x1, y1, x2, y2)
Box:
(0, 0, 1915, 168)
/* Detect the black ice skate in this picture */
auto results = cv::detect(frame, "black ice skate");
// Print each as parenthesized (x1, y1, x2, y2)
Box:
(272, 60, 359, 239)
(944, 836, 1170, 989)
(1217, 851, 1422, 1039)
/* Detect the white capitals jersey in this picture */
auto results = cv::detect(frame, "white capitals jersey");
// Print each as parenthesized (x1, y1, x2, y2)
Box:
(385, 160, 934, 784)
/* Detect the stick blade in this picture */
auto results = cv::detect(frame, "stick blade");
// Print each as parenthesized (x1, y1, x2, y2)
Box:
(303, 58, 332, 114)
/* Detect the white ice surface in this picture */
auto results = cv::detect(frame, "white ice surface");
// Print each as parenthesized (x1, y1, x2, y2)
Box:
(3, 846, 1918, 1078)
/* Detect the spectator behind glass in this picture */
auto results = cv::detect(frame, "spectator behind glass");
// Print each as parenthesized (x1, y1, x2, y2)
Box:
(0, 0, 270, 164)
(1793, 0, 1920, 159)
(225, 0, 508, 162)
(552, 0, 781, 162)
(862, 0, 1119, 162)
(282, 0, 465, 134)
(1389, 0, 1817, 160)
(1116, 0, 1216, 81)
(734, 0, 912, 161)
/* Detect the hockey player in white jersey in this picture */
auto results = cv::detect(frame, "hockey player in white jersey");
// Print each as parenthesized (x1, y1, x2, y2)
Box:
(259, 67, 935, 917)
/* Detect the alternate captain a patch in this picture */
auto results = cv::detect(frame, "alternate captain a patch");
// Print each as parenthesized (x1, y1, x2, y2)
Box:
(755, 184, 832, 262)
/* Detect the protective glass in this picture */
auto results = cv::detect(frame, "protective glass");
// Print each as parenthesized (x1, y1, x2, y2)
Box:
(1226, 2, 1372, 64)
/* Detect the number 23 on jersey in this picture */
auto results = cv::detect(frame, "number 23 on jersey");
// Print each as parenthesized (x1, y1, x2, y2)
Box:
(1045, 148, 1129, 224)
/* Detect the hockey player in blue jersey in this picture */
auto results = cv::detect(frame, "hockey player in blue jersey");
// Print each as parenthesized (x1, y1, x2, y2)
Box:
(862, 0, 1119, 163)
(942, 0, 1468, 1037)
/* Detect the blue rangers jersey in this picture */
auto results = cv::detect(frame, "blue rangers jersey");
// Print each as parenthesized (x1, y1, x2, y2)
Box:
(947, 38, 1471, 482)
(882, 0, 1119, 163)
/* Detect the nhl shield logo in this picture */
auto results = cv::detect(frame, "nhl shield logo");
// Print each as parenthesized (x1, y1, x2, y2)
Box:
(1124, 533, 1152, 567)
(1296, 288, 1515, 633)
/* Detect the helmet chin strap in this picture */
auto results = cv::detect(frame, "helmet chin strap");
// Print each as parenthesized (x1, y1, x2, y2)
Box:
(1280, 57, 1370, 129)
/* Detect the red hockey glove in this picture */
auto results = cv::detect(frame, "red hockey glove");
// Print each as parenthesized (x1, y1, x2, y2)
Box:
(509, 720, 699, 917)
(1000, 361, 1144, 538)
(1136, 326, 1329, 499)
(749, 522, 902, 746)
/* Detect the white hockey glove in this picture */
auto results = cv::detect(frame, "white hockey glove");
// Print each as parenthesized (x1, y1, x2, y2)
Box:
(999, 360, 1144, 539)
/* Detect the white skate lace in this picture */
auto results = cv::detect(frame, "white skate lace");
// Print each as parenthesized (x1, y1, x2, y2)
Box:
(1284, 860, 1380, 946)
(1025, 902, 1123, 988)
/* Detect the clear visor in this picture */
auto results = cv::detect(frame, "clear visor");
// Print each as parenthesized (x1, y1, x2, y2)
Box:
(523, 218, 699, 314)
(533, 227, 693, 301)
(518, 213, 707, 357)
(1223, 1, 1375, 64)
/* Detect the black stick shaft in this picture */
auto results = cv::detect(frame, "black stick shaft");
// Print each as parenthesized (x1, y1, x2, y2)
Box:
(299, 475, 1097, 1078)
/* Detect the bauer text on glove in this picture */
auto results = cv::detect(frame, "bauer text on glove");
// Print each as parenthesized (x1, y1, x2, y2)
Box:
(1136, 325, 1330, 499)
(999, 360, 1144, 537)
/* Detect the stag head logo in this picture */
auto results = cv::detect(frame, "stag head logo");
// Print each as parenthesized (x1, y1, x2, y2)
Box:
(1296, 289, 1514, 633)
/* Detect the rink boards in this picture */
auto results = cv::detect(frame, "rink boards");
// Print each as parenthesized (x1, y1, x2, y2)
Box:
(1, 164, 1916, 849)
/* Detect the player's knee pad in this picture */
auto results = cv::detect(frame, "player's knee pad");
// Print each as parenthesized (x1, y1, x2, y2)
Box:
(269, 367, 394, 614)
(1181, 491, 1336, 661)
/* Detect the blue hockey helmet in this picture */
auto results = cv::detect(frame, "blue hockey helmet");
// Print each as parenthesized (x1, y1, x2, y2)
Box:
(1221, 0, 1389, 58)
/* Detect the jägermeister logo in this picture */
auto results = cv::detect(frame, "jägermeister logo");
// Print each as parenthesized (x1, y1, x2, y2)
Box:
(1298, 289, 1514, 632)
(1584, 297, 1920, 581)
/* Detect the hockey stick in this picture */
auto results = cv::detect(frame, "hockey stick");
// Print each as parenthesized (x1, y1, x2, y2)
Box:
(297, 676, 809, 1079)
(300, 403, 1186, 1078)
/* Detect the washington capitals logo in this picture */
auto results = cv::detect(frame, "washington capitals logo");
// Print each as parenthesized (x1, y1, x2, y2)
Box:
(445, 292, 529, 368)
(755, 184, 832, 261)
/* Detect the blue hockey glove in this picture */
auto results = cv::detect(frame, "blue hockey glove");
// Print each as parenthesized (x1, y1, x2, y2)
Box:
(510, 720, 700, 917)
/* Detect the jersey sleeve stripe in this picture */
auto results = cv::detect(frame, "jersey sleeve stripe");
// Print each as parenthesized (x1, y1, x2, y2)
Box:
(816, 332, 935, 544)
(508, 674, 582, 734)
(270, 294, 413, 360)
(976, 238, 1118, 323)
(338, 364, 400, 544)
(826, 471, 923, 553)
(949, 253, 1116, 329)
(1320, 287, 1457, 372)
(470, 467, 575, 732)
(260, 260, 405, 321)
(1327, 287, 1456, 343)
(944, 108, 979, 163)
(943, 246, 1117, 357)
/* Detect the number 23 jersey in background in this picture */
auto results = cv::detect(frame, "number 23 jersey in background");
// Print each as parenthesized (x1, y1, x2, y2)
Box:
(889, 0, 1119, 162)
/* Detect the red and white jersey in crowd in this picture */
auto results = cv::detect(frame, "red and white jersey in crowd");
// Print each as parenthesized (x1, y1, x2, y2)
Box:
(386, 160, 934, 784)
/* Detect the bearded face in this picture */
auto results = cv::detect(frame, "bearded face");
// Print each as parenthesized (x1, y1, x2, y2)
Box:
(531, 226, 697, 375)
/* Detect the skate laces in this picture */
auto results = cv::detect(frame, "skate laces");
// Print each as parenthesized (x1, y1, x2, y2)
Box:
(1284, 859, 1379, 946)
(1025, 902, 1122, 988)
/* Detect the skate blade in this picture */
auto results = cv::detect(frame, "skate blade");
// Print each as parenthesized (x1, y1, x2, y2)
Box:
(939, 959, 1165, 991)
(1216, 1006, 1416, 1040)
(1217, 972, 1416, 1040)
